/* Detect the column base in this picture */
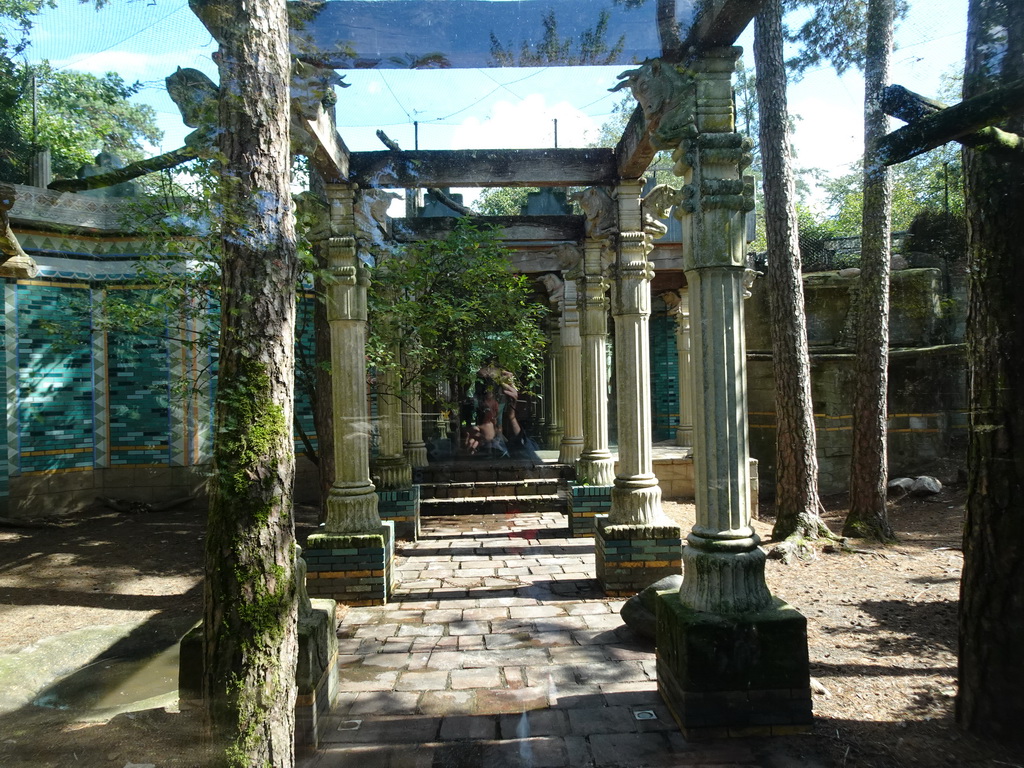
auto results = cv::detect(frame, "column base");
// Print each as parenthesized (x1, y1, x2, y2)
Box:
(372, 456, 413, 490)
(680, 539, 774, 614)
(543, 426, 564, 452)
(304, 522, 395, 606)
(569, 484, 612, 537)
(404, 444, 429, 469)
(609, 478, 663, 525)
(558, 437, 584, 464)
(595, 518, 682, 596)
(656, 592, 813, 739)
(325, 482, 380, 533)
(576, 455, 615, 486)
(377, 485, 420, 541)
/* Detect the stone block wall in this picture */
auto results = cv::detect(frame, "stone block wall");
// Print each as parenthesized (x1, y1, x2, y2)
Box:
(596, 520, 683, 597)
(569, 484, 612, 537)
(745, 268, 967, 495)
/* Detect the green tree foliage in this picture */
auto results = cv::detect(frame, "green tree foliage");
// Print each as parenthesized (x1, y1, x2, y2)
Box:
(489, 9, 624, 66)
(0, 1, 159, 184)
(783, 0, 909, 76)
(820, 144, 964, 236)
(367, 218, 547, 407)
(1, 61, 161, 183)
(474, 187, 535, 216)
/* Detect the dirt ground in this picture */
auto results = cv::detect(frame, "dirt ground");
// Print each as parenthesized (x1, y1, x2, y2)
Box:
(0, 476, 1022, 768)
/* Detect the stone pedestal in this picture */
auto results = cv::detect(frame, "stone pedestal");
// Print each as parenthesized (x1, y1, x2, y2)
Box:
(595, 519, 682, 597)
(178, 597, 339, 753)
(304, 522, 395, 606)
(377, 485, 420, 541)
(569, 484, 612, 537)
(656, 592, 812, 738)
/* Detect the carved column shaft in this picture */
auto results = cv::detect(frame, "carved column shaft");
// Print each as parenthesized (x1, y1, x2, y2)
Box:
(576, 239, 615, 485)
(325, 184, 381, 533)
(665, 290, 694, 448)
(558, 278, 584, 464)
(676, 49, 770, 613)
(610, 181, 663, 524)
(543, 324, 563, 451)
(402, 381, 428, 468)
(374, 352, 412, 489)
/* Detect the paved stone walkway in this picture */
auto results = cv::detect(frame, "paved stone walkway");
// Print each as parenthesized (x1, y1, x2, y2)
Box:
(301, 512, 769, 768)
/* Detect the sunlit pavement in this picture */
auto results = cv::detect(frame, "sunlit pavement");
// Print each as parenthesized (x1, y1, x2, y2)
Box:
(301, 512, 764, 768)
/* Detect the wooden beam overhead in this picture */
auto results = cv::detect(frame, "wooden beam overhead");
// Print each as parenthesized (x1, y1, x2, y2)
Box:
(613, 0, 766, 179)
(349, 149, 617, 189)
(300, 111, 351, 183)
(393, 215, 584, 244)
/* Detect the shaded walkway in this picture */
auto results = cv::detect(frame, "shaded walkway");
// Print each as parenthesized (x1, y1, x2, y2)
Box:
(301, 512, 766, 767)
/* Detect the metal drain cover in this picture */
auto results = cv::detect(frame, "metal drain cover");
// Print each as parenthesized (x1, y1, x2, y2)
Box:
(633, 710, 657, 721)
(337, 719, 362, 731)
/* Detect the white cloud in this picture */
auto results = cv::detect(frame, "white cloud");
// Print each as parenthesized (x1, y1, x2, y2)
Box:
(48, 48, 216, 82)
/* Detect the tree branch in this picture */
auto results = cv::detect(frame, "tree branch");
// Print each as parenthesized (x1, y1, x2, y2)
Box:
(48, 146, 201, 192)
(878, 80, 1024, 165)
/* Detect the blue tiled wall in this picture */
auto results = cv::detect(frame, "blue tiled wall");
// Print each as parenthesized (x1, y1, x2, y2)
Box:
(649, 303, 679, 442)
(16, 282, 95, 474)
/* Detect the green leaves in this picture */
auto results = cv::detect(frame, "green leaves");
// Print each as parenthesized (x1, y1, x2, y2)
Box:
(367, 218, 547, 408)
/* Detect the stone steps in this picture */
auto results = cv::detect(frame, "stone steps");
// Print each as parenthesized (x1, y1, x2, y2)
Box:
(419, 491, 571, 517)
(419, 478, 562, 500)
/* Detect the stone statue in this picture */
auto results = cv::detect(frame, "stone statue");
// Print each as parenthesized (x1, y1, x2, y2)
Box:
(539, 272, 564, 308)
(641, 183, 684, 237)
(571, 187, 617, 240)
(611, 59, 696, 150)
(0, 185, 38, 277)
(77, 151, 138, 197)
(166, 67, 220, 149)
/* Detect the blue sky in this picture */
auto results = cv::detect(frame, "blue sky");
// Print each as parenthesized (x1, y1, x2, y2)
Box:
(22, 0, 968, 200)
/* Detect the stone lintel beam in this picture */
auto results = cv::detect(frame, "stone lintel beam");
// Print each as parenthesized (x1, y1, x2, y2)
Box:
(392, 215, 584, 245)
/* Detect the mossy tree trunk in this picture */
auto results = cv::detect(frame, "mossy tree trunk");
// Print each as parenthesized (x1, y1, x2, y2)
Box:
(957, 0, 1024, 745)
(754, 0, 827, 544)
(190, 0, 300, 765)
(845, 0, 896, 541)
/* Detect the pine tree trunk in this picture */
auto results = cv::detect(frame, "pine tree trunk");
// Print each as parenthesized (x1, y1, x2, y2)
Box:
(190, 0, 300, 764)
(754, 0, 825, 543)
(845, 0, 896, 541)
(957, 0, 1024, 744)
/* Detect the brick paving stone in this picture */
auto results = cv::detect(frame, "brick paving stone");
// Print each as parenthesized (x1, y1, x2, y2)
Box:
(534, 616, 589, 632)
(418, 689, 477, 716)
(494, 736, 570, 768)
(323, 714, 441, 745)
(499, 708, 570, 739)
(339, 667, 400, 690)
(474, 687, 549, 714)
(395, 669, 450, 691)
(425, 650, 465, 670)
(420, 609, 463, 623)
(509, 605, 566, 619)
(463, 606, 510, 621)
(461, 648, 551, 668)
(448, 619, 490, 635)
(348, 690, 422, 716)
(602, 642, 653, 661)
(396, 623, 446, 637)
(600, 681, 661, 708)
(582, 613, 627, 630)
(589, 732, 681, 768)
(574, 659, 649, 685)
(450, 667, 502, 689)
(565, 602, 612, 615)
(563, 735, 594, 768)
(502, 666, 526, 689)
(439, 714, 500, 741)
(457, 634, 486, 650)
(524, 664, 577, 688)
(547, 685, 605, 710)
(353, 623, 400, 639)
(567, 705, 641, 736)
(529, 630, 576, 647)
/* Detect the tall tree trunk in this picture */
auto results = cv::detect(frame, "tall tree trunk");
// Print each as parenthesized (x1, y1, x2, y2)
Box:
(845, 0, 896, 541)
(190, 0, 299, 765)
(957, 0, 1024, 744)
(754, 0, 828, 546)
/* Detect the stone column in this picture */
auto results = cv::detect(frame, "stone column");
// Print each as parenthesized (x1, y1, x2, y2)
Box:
(542, 321, 563, 451)
(402, 382, 428, 468)
(373, 355, 412, 490)
(627, 49, 811, 738)
(595, 181, 681, 595)
(558, 272, 584, 465)
(662, 290, 694, 449)
(575, 238, 615, 486)
(609, 180, 663, 525)
(304, 183, 394, 605)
